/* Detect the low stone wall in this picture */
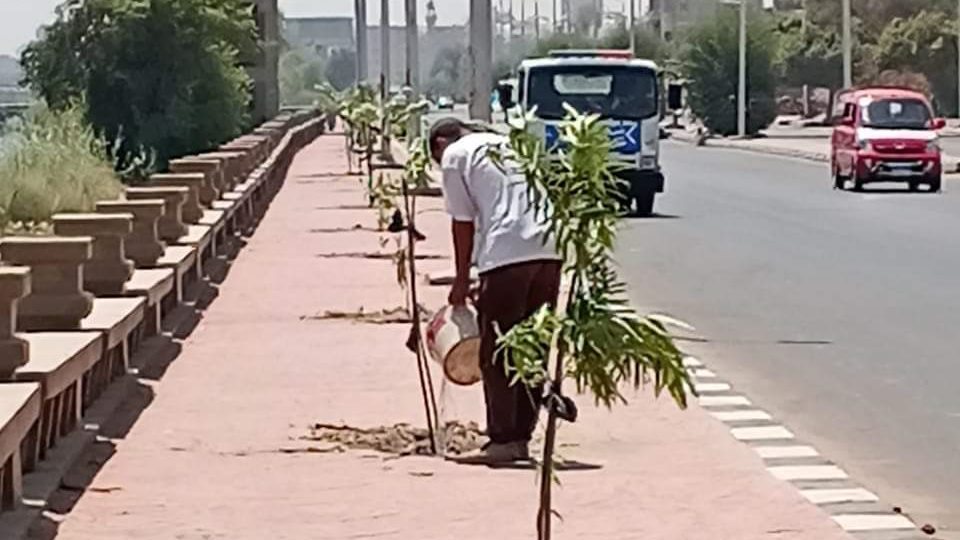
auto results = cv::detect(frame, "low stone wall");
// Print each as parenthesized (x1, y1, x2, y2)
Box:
(0, 109, 326, 521)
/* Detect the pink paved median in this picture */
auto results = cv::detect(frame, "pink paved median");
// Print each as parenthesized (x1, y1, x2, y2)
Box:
(39, 134, 853, 540)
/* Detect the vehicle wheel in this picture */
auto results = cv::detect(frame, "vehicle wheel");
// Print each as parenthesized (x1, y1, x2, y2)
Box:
(930, 176, 942, 193)
(632, 191, 656, 217)
(852, 175, 865, 192)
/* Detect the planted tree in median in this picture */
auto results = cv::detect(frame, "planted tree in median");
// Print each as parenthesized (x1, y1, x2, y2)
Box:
(494, 107, 692, 540)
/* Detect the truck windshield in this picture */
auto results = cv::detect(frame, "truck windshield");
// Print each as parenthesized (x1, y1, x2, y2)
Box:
(861, 99, 932, 130)
(527, 65, 658, 121)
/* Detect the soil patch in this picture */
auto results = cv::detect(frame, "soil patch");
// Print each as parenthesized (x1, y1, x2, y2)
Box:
(302, 421, 485, 457)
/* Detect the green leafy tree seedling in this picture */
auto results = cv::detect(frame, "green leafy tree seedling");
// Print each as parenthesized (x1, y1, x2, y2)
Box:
(493, 106, 693, 540)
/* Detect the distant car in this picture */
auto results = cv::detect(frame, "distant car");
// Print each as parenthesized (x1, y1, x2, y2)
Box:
(436, 96, 454, 110)
(831, 87, 945, 192)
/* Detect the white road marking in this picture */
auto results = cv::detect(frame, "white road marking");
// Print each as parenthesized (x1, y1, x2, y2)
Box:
(711, 410, 772, 422)
(699, 395, 752, 407)
(731, 426, 794, 441)
(693, 368, 717, 378)
(683, 356, 703, 368)
(832, 514, 915, 532)
(801, 488, 879, 505)
(754, 445, 819, 459)
(768, 465, 848, 481)
(695, 382, 732, 393)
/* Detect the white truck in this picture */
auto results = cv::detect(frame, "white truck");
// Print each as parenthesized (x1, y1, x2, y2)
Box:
(498, 50, 665, 216)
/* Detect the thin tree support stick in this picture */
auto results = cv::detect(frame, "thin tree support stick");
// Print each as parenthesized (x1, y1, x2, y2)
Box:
(403, 181, 439, 454)
(537, 280, 578, 540)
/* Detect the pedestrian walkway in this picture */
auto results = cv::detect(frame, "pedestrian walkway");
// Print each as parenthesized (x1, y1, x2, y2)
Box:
(35, 134, 854, 540)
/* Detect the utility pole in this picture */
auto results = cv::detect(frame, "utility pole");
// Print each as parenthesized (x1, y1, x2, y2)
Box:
(553, 0, 558, 32)
(469, 0, 494, 121)
(737, 0, 747, 137)
(521, 0, 526, 37)
(535, 1, 541, 40)
(842, 0, 852, 88)
(355, 0, 368, 82)
(628, 0, 636, 54)
(405, 0, 419, 92)
(956, 0, 959, 115)
(508, 0, 515, 38)
(381, 0, 391, 101)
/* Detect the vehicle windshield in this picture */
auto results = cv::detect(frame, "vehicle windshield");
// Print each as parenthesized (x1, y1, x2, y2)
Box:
(860, 98, 932, 130)
(527, 65, 658, 121)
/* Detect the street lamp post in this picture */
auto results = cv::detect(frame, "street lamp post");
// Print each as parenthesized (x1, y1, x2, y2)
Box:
(737, 0, 747, 137)
(381, 0, 390, 100)
(405, 0, 419, 92)
(355, 0, 368, 82)
(628, 0, 636, 54)
(842, 0, 852, 88)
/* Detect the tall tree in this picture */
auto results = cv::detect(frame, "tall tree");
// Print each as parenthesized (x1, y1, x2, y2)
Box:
(21, 0, 257, 169)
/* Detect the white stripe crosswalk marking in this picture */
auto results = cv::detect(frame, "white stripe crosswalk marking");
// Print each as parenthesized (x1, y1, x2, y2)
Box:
(768, 465, 848, 481)
(731, 426, 795, 441)
(832, 514, 915, 532)
(699, 395, 752, 407)
(754, 445, 819, 459)
(801, 488, 879, 505)
(711, 410, 772, 422)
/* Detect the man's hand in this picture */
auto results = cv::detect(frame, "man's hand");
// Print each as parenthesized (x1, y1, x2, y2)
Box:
(448, 278, 471, 306)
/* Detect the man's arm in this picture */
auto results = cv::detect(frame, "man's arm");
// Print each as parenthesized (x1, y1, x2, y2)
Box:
(449, 220, 475, 306)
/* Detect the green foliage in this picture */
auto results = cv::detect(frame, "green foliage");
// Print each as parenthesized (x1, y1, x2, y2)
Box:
(775, 14, 843, 90)
(21, 0, 256, 171)
(493, 107, 691, 538)
(325, 48, 357, 91)
(495, 106, 691, 407)
(280, 47, 328, 107)
(875, 10, 958, 114)
(683, 8, 778, 136)
(426, 45, 468, 100)
(0, 104, 122, 231)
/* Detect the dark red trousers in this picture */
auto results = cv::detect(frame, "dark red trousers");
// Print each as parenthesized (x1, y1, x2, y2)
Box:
(477, 259, 562, 444)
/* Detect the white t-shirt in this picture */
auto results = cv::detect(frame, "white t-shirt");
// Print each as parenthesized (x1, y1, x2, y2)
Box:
(441, 132, 560, 274)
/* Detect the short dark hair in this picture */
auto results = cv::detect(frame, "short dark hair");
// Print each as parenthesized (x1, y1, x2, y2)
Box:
(428, 117, 469, 160)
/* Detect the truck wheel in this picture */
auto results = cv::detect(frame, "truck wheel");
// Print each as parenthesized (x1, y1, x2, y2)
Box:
(633, 191, 656, 217)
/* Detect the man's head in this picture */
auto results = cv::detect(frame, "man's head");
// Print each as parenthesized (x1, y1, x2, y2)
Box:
(428, 117, 470, 164)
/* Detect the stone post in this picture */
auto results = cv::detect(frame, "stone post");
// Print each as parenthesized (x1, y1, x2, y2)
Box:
(149, 173, 205, 223)
(126, 186, 189, 241)
(196, 152, 245, 192)
(0, 237, 94, 331)
(95, 200, 165, 268)
(0, 267, 30, 377)
(52, 213, 134, 296)
(168, 159, 221, 205)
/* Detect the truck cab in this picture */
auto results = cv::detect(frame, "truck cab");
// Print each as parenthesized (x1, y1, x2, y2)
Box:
(504, 50, 664, 216)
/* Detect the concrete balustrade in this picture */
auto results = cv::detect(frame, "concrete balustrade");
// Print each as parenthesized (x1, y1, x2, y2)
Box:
(95, 200, 165, 268)
(125, 186, 189, 242)
(149, 173, 205, 223)
(0, 112, 323, 523)
(196, 151, 246, 192)
(52, 213, 135, 296)
(0, 267, 30, 377)
(168, 159, 221, 205)
(0, 237, 94, 331)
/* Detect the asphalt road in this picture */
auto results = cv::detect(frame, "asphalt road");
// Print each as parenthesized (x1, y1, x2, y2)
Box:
(619, 142, 960, 537)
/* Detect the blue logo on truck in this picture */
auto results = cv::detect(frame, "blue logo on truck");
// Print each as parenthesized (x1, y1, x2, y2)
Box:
(544, 121, 641, 154)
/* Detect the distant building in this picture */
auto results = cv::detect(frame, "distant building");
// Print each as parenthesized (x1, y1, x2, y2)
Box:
(284, 17, 355, 51)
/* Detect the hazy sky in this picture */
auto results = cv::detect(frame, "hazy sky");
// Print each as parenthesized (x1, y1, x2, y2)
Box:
(1, 0, 637, 56)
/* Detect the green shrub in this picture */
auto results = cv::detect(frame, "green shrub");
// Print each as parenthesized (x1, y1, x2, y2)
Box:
(682, 7, 778, 136)
(0, 104, 122, 231)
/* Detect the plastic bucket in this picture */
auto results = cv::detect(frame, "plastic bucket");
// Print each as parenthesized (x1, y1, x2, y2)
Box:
(426, 305, 482, 386)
